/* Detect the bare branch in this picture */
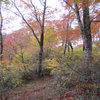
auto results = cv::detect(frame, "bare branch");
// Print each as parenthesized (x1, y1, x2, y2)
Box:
(5, 41, 22, 57)
(41, 0, 47, 27)
(39, 0, 44, 6)
(9, 10, 21, 17)
(4, 49, 21, 61)
(12, 2, 40, 44)
(91, 13, 100, 22)
(66, 62, 81, 75)
(30, 0, 41, 27)
(63, 0, 75, 11)
(91, 20, 100, 22)
(74, 3, 83, 34)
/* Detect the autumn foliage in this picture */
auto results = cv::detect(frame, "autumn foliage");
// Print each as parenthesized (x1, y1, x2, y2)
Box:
(0, 0, 100, 99)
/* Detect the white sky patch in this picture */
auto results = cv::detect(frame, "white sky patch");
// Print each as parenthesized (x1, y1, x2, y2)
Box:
(2, 0, 62, 34)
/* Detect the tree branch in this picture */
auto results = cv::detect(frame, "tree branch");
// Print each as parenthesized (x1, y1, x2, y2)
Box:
(74, 3, 84, 35)
(10, 0, 40, 44)
(90, 13, 100, 22)
(39, 0, 45, 6)
(30, 0, 41, 27)
(91, 20, 100, 22)
(4, 48, 21, 61)
(63, 0, 75, 11)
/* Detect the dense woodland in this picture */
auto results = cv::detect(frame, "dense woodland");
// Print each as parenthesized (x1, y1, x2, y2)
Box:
(0, 0, 100, 99)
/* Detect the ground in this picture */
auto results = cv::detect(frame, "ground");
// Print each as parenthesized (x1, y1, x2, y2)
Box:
(2, 76, 60, 100)
(2, 76, 100, 100)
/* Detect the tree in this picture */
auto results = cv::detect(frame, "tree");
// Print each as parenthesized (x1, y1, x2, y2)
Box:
(0, 0, 9, 61)
(63, 0, 100, 65)
(53, 14, 81, 61)
(3, 28, 31, 61)
(61, 9, 73, 61)
(9, 0, 48, 77)
(0, 1, 3, 61)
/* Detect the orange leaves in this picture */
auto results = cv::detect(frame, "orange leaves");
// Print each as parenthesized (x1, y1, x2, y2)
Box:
(94, 0, 100, 3)
(21, 0, 32, 9)
(53, 18, 81, 46)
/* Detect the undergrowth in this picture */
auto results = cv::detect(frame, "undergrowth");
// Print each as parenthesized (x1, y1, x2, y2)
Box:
(0, 43, 100, 99)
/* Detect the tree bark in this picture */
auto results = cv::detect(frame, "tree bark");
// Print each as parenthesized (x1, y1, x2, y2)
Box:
(37, 45, 43, 77)
(82, 0, 92, 65)
(68, 42, 73, 52)
(37, 0, 46, 77)
(99, 27, 100, 44)
(62, 40, 67, 61)
(74, 1, 92, 65)
(0, 2, 3, 61)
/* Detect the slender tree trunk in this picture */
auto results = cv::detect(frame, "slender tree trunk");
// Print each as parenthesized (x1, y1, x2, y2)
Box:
(11, 0, 47, 77)
(68, 43, 70, 52)
(37, 25, 44, 77)
(0, 2, 3, 61)
(37, 27, 44, 77)
(99, 27, 100, 44)
(37, 45, 43, 77)
(92, 34, 95, 43)
(61, 12, 71, 61)
(62, 40, 67, 61)
(68, 42, 73, 52)
(37, 0, 46, 77)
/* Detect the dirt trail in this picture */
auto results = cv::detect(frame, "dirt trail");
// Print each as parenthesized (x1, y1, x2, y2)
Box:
(3, 76, 59, 100)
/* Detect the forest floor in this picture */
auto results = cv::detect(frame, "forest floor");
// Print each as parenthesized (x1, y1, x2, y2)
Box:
(2, 75, 100, 100)
(2, 75, 78, 100)
(2, 76, 60, 100)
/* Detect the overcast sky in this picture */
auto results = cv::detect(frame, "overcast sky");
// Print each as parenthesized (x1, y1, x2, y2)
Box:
(2, 0, 63, 34)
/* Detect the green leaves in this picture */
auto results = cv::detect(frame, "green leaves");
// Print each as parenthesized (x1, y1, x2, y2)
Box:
(0, 0, 9, 4)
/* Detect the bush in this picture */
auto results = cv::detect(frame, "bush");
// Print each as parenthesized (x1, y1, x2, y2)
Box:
(51, 51, 100, 98)
(42, 58, 60, 76)
(0, 65, 22, 88)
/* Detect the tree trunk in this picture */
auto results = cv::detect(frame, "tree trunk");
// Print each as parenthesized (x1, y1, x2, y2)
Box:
(82, 0, 92, 65)
(62, 40, 67, 61)
(37, 0, 46, 77)
(74, 1, 92, 65)
(68, 43, 70, 52)
(0, 2, 3, 61)
(99, 27, 100, 44)
(68, 42, 73, 52)
(37, 45, 43, 77)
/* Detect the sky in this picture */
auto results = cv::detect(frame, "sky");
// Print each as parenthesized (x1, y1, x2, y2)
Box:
(2, 0, 83, 47)
(2, 0, 63, 34)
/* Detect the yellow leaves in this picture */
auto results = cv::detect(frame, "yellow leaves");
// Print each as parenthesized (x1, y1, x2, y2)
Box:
(72, 0, 81, 3)
(44, 58, 59, 69)
(49, 58, 59, 67)
(0, 60, 10, 66)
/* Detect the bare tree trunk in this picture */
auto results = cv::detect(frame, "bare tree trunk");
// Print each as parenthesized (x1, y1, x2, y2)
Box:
(62, 40, 67, 61)
(0, 2, 3, 61)
(37, 45, 43, 77)
(37, 25, 44, 77)
(61, 9, 71, 61)
(37, 0, 46, 77)
(68, 43, 70, 52)
(11, 0, 47, 77)
(74, 1, 92, 65)
(82, 0, 92, 65)
(99, 27, 100, 44)
(37, 23, 44, 77)
(68, 42, 73, 52)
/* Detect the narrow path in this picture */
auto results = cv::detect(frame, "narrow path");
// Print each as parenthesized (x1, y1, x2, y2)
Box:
(3, 76, 59, 100)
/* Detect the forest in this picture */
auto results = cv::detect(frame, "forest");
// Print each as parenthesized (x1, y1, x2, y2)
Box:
(0, 0, 100, 100)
